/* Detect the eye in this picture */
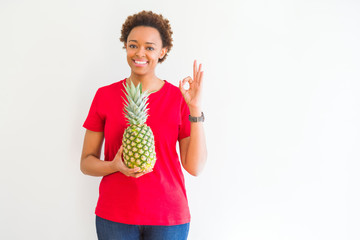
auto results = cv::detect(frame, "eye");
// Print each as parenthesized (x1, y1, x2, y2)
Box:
(146, 47, 155, 51)
(129, 44, 137, 49)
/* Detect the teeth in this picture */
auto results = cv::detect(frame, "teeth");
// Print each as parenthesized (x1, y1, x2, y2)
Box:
(135, 61, 147, 64)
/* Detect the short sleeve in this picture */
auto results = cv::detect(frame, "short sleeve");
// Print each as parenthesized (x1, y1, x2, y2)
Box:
(178, 96, 191, 141)
(83, 89, 105, 132)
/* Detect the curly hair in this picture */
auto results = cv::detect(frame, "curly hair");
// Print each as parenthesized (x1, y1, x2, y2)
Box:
(120, 10, 173, 63)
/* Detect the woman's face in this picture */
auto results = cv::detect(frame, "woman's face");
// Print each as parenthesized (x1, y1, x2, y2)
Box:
(125, 26, 167, 77)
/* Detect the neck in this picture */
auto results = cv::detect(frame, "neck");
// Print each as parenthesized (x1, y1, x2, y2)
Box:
(127, 72, 164, 93)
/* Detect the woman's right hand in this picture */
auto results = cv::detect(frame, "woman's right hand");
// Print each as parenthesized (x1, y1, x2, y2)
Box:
(111, 145, 151, 178)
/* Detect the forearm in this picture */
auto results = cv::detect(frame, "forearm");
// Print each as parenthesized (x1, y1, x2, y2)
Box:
(80, 155, 117, 177)
(184, 108, 207, 176)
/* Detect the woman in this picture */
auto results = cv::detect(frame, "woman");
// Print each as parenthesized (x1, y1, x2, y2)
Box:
(80, 10, 207, 240)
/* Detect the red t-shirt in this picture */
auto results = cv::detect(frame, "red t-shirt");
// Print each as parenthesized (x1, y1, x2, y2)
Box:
(83, 79, 191, 225)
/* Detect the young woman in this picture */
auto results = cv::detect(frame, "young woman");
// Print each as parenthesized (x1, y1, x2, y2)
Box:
(80, 10, 207, 240)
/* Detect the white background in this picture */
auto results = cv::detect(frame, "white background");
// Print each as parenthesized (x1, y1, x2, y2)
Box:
(1, 0, 359, 239)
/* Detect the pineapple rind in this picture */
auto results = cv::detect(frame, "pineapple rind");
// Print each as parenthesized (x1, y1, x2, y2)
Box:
(122, 124, 156, 172)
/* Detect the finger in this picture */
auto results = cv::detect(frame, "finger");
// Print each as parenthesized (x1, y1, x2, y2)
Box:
(120, 159, 140, 174)
(117, 145, 123, 154)
(179, 77, 187, 88)
(125, 169, 142, 177)
(128, 167, 141, 174)
(129, 169, 145, 178)
(183, 76, 191, 82)
(197, 71, 204, 90)
(196, 64, 202, 85)
(179, 79, 184, 94)
(179, 76, 191, 93)
(193, 60, 197, 80)
(115, 146, 123, 160)
(134, 168, 153, 178)
(134, 171, 147, 178)
(186, 76, 194, 85)
(144, 168, 153, 174)
(119, 145, 124, 155)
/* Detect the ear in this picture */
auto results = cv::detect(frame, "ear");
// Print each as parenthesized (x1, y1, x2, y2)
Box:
(160, 47, 168, 59)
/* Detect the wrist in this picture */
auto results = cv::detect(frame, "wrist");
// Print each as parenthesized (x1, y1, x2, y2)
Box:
(189, 107, 202, 116)
(189, 111, 205, 122)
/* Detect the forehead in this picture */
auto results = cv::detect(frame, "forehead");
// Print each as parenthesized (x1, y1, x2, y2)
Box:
(127, 26, 162, 44)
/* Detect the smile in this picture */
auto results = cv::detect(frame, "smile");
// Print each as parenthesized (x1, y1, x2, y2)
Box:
(133, 60, 148, 66)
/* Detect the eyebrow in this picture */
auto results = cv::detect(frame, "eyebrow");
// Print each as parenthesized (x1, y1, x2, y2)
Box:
(128, 40, 156, 45)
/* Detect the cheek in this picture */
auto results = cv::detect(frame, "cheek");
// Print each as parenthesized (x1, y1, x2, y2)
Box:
(126, 53, 132, 62)
(126, 47, 137, 54)
(150, 51, 161, 61)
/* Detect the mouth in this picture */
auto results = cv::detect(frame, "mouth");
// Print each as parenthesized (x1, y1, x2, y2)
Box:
(133, 59, 148, 66)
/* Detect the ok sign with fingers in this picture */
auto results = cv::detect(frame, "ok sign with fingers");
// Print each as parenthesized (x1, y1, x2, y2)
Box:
(179, 60, 204, 111)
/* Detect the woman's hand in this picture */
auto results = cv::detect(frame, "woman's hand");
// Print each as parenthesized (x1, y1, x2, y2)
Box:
(179, 60, 204, 110)
(111, 145, 151, 178)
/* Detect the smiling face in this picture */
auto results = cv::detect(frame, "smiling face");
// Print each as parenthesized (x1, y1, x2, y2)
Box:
(125, 26, 167, 77)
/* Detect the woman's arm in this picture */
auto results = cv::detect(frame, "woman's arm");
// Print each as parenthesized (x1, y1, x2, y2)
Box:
(80, 130, 115, 176)
(179, 108, 207, 176)
(179, 60, 207, 176)
(80, 129, 147, 177)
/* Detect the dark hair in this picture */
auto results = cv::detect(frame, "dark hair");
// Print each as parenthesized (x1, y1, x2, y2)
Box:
(120, 10, 173, 63)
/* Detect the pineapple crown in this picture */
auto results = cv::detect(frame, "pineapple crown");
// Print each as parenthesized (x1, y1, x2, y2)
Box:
(122, 81, 150, 125)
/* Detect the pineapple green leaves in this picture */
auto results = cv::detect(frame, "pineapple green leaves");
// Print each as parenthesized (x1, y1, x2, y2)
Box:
(122, 81, 150, 125)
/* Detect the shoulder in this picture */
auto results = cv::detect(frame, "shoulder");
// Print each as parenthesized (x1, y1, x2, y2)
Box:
(95, 79, 126, 97)
(98, 79, 125, 92)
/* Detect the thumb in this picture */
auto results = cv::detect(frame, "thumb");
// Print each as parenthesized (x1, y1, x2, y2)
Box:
(115, 145, 123, 160)
(179, 79, 184, 94)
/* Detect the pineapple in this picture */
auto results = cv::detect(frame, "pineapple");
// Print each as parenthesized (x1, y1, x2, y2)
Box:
(121, 81, 156, 172)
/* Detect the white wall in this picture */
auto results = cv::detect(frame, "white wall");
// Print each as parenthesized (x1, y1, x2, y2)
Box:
(1, 0, 359, 239)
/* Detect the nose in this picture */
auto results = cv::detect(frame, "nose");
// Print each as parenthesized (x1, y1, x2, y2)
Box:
(135, 47, 145, 57)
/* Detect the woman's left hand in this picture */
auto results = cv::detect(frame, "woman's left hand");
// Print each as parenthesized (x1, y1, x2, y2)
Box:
(179, 60, 204, 110)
